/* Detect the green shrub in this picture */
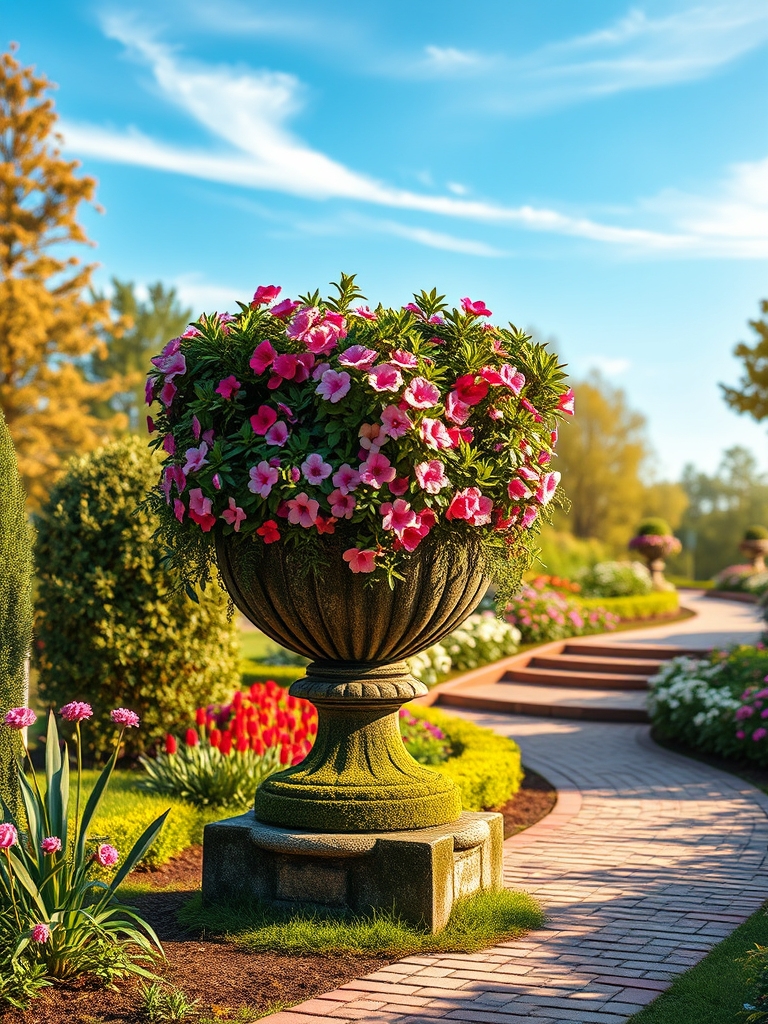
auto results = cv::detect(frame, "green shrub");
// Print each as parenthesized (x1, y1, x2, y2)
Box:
(635, 516, 672, 537)
(745, 525, 768, 541)
(410, 706, 522, 809)
(577, 591, 679, 620)
(534, 527, 611, 579)
(576, 560, 652, 598)
(34, 437, 240, 758)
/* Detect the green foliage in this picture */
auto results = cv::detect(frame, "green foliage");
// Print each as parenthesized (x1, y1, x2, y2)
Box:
(398, 708, 451, 765)
(636, 516, 672, 537)
(578, 591, 679, 620)
(91, 787, 203, 869)
(0, 408, 33, 814)
(721, 298, 768, 423)
(576, 560, 652, 597)
(410, 706, 523, 809)
(746, 525, 768, 540)
(408, 611, 521, 687)
(140, 981, 200, 1022)
(741, 942, 768, 1023)
(34, 436, 239, 758)
(534, 526, 611, 577)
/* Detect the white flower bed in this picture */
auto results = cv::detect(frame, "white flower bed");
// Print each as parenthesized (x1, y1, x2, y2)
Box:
(409, 612, 521, 686)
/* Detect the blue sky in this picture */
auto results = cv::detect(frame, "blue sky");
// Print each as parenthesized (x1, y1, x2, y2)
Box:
(6, 0, 768, 479)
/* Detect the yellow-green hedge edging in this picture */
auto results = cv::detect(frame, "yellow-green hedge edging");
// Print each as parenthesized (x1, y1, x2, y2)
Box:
(577, 590, 679, 620)
(409, 705, 523, 810)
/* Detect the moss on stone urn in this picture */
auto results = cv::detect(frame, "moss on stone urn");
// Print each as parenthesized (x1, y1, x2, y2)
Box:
(741, 526, 768, 571)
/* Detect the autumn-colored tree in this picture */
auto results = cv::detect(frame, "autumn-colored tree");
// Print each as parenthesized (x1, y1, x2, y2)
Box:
(721, 300, 768, 422)
(0, 45, 122, 503)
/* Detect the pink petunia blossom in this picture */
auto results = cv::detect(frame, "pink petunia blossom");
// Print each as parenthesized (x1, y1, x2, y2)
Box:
(173, 499, 186, 523)
(249, 340, 277, 374)
(403, 377, 440, 409)
(3, 707, 36, 729)
(329, 490, 356, 518)
(460, 297, 492, 317)
(368, 364, 403, 393)
(538, 451, 551, 464)
(192, 415, 202, 440)
(397, 509, 436, 552)
(0, 823, 17, 848)
(331, 464, 360, 495)
(215, 376, 241, 400)
(380, 405, 412, 439)
(480, 364, 525, 394)
(508, 478, 532, 500)
(301, 453, 333, 484)
(159, 381, 177, 407)
(445, 487, 493, 526)
(286, 306, 320, 340)
(265, 421, 290, 447)
(251, 284, 281, 306)
(342, 548, 377, 573)
(316, 369, 351, 403)
(32, 924, 50, 944)
(521, 506, 539, 528)
(60, 702, 93, 722)
(182, 442, 209, 476)
(419, 418, 453, 450)
(111, 708, 140, 728)
(188, 488, 216, 531)
(286, 493, 320, 528)
(150, 338, 186, 379)
(447, 426, 474, 447)
(521, 397, 543, 422)
(290, 467, 301, 483)
(535, 471, 560, 506)
(250, 406, 278, 435)
(182, 326, 201, 338)
(518, 465, 539, 481)
(96, 844, 119, 868)
(454, 374, 489, 406)
(270, 298, 301, 319)
(304, 323, 340, 356)
(203, 428, 216, 448)
(221, 497, 247, 531)
(312, 361, 331, 380)
(359, 452, 396, 489)
(212, 474, 222, 490)
(558, 388, 575, 415)
(445, 391, 471, 425)
(249, 461, 279, 498)
(380, 499, 417, 535)
(414, 460, 450, 494)
(389, 477, 409, 496)
(145, 378, 155, 405)
(338, 345, 378, 370)
(390, 349, 419, 368)
(352, 305, 377, 320)
(41, 836, 62, 854)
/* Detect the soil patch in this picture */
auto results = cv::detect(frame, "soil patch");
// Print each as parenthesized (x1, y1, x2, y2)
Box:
(497, 767, 557, 838)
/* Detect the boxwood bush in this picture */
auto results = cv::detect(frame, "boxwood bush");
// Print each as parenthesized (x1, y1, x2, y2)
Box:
(577, 590, 679, 620)
(34, 437, 240, 759)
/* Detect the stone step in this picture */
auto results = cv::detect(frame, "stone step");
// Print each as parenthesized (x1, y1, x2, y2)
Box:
(562, 642, 705, 660)
(503, 666, 650, 690)
(439, 681, 649, 723)
(529, 653, 664, 676)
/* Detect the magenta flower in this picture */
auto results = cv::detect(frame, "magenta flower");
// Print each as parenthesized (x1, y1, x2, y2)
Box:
(508, 478, 532, 500)
(352, 305, 377, 320)
(212, 473, 222, 490)
(60, 702, 93, 723)
(419, 418, 453, 450)
(0, 823, 18, 848)
(110, 708, 141, 728)
(736, 706, 755, 720)
(390, 349, 419, 368)
(368, 364, 403, 393)
(150, 338, 186, 379)
(95, 844, 119, 868)
(162, 434, 176, 456)
(535, 471, 560, 506)
(249, 405, 277, 435)
(304, 323, 340, 356)
(454, 374, 489, 406)
(270, 298, 300, 319)
(558, 388, 575, 415)
(251, 284, 281, 306)
(286, 306, 320, 341)
(145, 378, 155, 405)
(359, 453, 396, 489)
(480, 364, 525, 394)
(521, 505, 539, 528)
(221, 498, 247, 532)
(380, 499, 417, 536)
(182, 442, 209, 476)
(754, 728, 767, 742)
(249, 340, 277, 374)
(290, 466, 301, 483)
(301, 453, 333, 484)
(445, 487, 493, 526)
(188, 489, 216, 532)
(445, 391, 471, 425)
(389, 477, 409, 496)
(173, 499, 186, 523)
(329, 490, 356, 518)
(41, 836, 62, 854)
(414, 460, 450, 494)
(521, 397, 544, 423)
(403, 377, 440, 409)
(331, 464, 360, 495)
(159, 381, 177, 407)
(249, 461, 279, 498)
(342, 548, 377, 574)
(265, 421, 290, 447)
(3, 707, 36, 729)
(380, 405, 411, 440)
(316, 369, 351, 403)
(312, 361, 331, 380)
(31, 923, 50, 944)
(460, 297, 492, 317)
(339, 345, 378, 370)
(287, 493, 319, 528)
(518, 465, 539, 482)
(215, 375, 241, 400)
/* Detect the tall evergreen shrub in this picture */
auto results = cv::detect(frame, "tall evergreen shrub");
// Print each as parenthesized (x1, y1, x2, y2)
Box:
(34, 437, 239, 759)
(0, 408, 33, 811)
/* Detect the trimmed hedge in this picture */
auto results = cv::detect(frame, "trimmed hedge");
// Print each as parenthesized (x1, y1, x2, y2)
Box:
(410, 705, 523, 810)
(577, 591, 679, 620)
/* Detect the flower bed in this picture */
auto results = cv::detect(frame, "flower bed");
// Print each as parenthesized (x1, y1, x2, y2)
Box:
(408, 611, 521, 686)
(504, 584, 619, 644)
(575, 560, 652, 597)
(713, 565, 768, 596)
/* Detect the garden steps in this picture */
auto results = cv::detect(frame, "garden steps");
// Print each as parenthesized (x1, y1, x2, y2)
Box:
(504, 665, 650, 690)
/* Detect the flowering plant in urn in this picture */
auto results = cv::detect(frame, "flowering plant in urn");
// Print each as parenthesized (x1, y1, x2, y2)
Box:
(628, 517, 681, 592)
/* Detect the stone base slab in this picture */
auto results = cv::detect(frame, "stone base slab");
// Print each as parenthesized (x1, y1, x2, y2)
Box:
(202, 810, 503, 933)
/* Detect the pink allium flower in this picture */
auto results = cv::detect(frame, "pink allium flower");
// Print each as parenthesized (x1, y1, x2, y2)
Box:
(419, 418, 453, 450)
(445, 487, 493, 526)
(508, 478, 532, 500)
(215, 375, 241, 400)
(41, 836, 62, 855)
(265, 421, 290, 447)
(110, 708, 140, 728)
(174, 499, 186, 523)
(270, 298, 301, 319)
(380, 405, 412, 439)
(403, 377, 440, 409)
(221, 498, 247, 531)
(445, 391, 471, 425)
(257, 520, 281, 543)
(0, 823, 18, 848)
(390, 349, 419, 368)
(460, 297, 492, 317)
(352, 305, 377, 320)
(162, 433, 176, 456)
(331, 464, 360, 495)
(359, 453, 396, 489)
(415, 460, 450, 494)
(316, 369, 351, 403)
(188, 488, 216, 532)
(249, 461, 279, 498)
(558, 388, 575, 415)
(454, 374, 489, 406)
(329, 490, 356, 519)
(159, 381, 177, 407)
(249, 340, 277, 374)
(301, 453, 333, 484)
(368, 364, 403, 393)
(60, 702, 93, 723)
(380, 499, 417, 535)
(250, 405, 278, 435)
(535, 471, 560, 506)
(96, 844, 119, 868)
(521, 505, 539, 528)
(342, 548, 377, 573)
(150, 338, 186, 379)
(182, 442, 209, 476)
(3, 707, 36, 729)
(32, 923, 50, 944)
(287, 493, 320, 528)
(251, 284, 281, 306)
(338, 345, 378, 370)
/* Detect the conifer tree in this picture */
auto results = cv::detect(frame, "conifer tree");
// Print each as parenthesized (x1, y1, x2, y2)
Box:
(721, 299, 768, 422)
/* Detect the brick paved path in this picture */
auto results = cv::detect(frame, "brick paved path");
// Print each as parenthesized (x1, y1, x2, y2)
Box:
(264, 601, 767, 1023)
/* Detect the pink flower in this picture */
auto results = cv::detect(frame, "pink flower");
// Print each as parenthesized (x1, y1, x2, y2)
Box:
(329, 490, 356, 518)
(419, 418, 453, 450)
(521, 397, 543, 422)
(414, 460, 450, 494)
(380, 499, 417, 535)
(250, 405, 278, 435)
(60, 702, 93, 723)
(460, 297, 492, 317)
(251, 284, 281, 306)
(96, 844, 119, 868)
(342, 548, 377, 573)
(447, 426, 474, 447)
(192, 415, 202, 440)
(286, 306, 320, 340)
(737, 730, 746, 740)
(287, 493, 320, 528)
(32, 924, 50, 944)
(290, 467, 301, 483)
(331, 464, 360, 495)
(754, 728, 767, 742)
(182, 442, 209, 476)
(389, 477, 409, 496)
(338, 345, 378, 370)
(159, 381, 177, 407)
(535, 471, 560, 505)
(145, 378, 155, 405)
(270, 298, 300, 319)
(215, 375, 241, 400)
(508, 478, 532, 500)
(3, 707, 36, 729)
(352, 305, 377, 320)
(265, 421, 290, 447)
(312, 361, 331, 380)
(390, 349, 419, 368)
(324, 310, 347, 337)
(397, 509, 435, 552)
(182, 326, 200, 338)
(301, 453, 333, 484)
(380, 405, 412, 439)
(521, 505, 539, 528)
(558, 388, 575, 415)
(250, 340, 277, 374)
(304, 323, 341, 356)
(0, 823, 18, 848)
(368, 364, 403, 393)
(454, 374, 489, 406)
(518, 465, 539, 481)
(480, 364, 525, 394)
(162, 437, 176, 461)
(41, 836, 62, 854)
(257, 520, 281, 543)
(537, 450, 551, 464)
(212, 473, 222, 490)
(316, 369, 351, 403)
(221, 498, 247, 531)
(445, 487, 493, 526)
(359, 453, 396, 489)
(188, 488, 216, 532)
(110, 708, 140, 728)
(736, 706, 755, 720)
(403, 377, 440, 409)
(249, 461, 279, 498)
(445, 391, 471, 425)
(151, 338, 186, 379)
(174, 499, 185, 523)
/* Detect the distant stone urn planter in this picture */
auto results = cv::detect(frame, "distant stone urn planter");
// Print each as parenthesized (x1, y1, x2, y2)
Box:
(740, 538, 768, 573)
(628, 534, 681, 591)
(216, 530, 490, 833)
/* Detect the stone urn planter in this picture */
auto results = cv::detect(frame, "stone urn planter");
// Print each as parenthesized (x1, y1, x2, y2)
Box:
(740, 538, 768, 573)
(216, 529, 489, 833)
(628, 531, 682, 592)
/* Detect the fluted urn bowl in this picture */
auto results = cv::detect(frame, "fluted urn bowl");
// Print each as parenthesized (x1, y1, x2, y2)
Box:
(740, 539, 768, 573)
(216, 530, 490, 832)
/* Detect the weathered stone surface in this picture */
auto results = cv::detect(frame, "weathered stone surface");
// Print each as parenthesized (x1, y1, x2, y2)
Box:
(202, 810, 503, 932)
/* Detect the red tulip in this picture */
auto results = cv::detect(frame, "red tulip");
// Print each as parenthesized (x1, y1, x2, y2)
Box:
(209, 728, 222, 748)
(195, 707, 206, 726)
(165, 734, 177, 755)
(236, 735, 249, 753)
(185, 728, 199, 747)
(220, 732, 233, 756)
(280, 745, 291, 765)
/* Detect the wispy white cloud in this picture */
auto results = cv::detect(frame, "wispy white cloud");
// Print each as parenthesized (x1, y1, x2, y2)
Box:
(421, 45, 485, 76)
(355, 217, 506, 257)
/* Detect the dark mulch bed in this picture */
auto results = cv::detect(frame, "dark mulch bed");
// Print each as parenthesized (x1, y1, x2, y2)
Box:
(2, 767, 555, 1023)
